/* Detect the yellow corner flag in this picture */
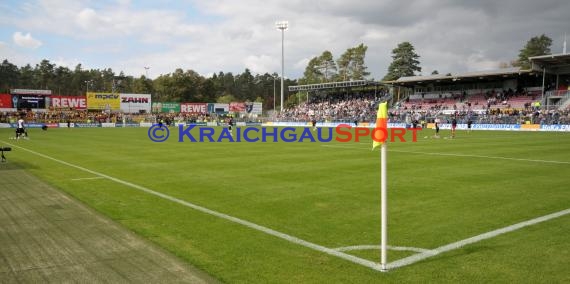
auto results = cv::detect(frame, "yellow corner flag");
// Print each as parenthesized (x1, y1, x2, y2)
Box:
(372, 102, 388, 150)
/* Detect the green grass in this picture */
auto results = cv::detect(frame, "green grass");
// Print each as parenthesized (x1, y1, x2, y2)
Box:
(1, 126, 569, 283)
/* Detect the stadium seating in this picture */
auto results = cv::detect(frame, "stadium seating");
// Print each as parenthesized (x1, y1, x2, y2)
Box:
(400, 89, 538, 112)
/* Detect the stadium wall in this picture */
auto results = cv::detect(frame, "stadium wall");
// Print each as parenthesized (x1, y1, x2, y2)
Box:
(3, 122, 569, 131)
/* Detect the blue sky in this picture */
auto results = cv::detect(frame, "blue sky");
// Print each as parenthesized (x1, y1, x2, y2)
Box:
(1, 0, 569, 80)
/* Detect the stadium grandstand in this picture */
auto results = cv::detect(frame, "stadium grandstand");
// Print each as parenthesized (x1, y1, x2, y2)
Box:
(2, 56, 569, 127)
(284, 54, 570, 126)
(283, 80, 390, 122)
(529, 53, 570, 109)
(385, 67, 545, 124)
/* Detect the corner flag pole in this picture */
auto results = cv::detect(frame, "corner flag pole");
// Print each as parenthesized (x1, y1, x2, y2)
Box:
(380, 142, 388, 271)
(372, 101, 389, 271)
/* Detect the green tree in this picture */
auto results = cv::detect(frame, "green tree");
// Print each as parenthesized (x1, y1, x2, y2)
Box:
(0, 59, 19, 92)
(515, 34, 552, 69)
(217, 93, 236, 103)
(99, 68, 116, 92)
(53, 66, 72, 94)
(221, 72, 236, 97)
(132, 76, 154, 94)
(199, 78, 216, 103)
(318, 51, 337, 82)
(87, 69, 105, 93)
(35, 59, 55, 89)
(19, 64, 35, 88)
(235, 68, 254, 101)
(300, 56, 322, 84)
(337, 43, 369, 81)
(383, 42, 421, 81)
(284, 92, 301, 108)
(168, 69, 203, 102)
(71, 64, 91, 94)
(152, 75, 172, 102)
(0, 58, 297, 105)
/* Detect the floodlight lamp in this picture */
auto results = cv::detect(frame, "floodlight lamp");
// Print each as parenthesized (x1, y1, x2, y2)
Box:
(275, 21, 288, 30)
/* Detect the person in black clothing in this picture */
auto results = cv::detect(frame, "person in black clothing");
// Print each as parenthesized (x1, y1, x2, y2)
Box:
(311, 118, 317, 131)
(451, 117, 457, 138)
(433, 117, 441, 138)
(228, 117, 234, 136)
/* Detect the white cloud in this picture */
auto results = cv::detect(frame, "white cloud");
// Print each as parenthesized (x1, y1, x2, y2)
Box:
(1, 0, 569, 80)
(464, 52, 502, 71)
(13, 32, 43, 49)
(116, 0, 131, 6)
(244, 55, 278, 74)
(0, 40, 35, 67)
(361, 29, 390, 41)
(52, 57, 82, 69)
(76, 8, 105, 30)
(294, 58, 310, 71)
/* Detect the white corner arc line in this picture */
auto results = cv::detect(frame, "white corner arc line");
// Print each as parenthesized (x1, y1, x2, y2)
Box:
(3, 142, 383, 272)
(10, 141, 569, 272)
(334, 245, 430, 254)
(387, 208, 570, 270)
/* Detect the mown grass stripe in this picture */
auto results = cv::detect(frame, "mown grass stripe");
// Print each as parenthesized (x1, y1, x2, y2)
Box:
(4, 141, 385, 272)
(387, 208, 570, 269)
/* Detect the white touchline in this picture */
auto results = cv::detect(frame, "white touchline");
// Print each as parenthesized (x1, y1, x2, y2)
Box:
(71, 177, 105, 181)
(8, 141, 569, 272)
(322, 144, 570, 165)
(387, 208, 570, 269)
(321, 145, 366, 150)
(4, 142, 383, 271)
(389, 149, 570, 165)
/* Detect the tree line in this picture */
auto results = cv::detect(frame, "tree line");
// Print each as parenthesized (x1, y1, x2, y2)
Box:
(295, 34, 553, 85)
(0, 34, 553, 109)
(299, 43, 370, 84)
(0, 60, 296, 110)
(381, 34, 554, 81)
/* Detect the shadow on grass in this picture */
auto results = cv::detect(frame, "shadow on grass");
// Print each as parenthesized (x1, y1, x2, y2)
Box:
(0, 158, 40, 171)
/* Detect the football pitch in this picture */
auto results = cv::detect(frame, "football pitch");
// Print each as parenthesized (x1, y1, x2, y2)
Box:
(1, 126, 569, 283)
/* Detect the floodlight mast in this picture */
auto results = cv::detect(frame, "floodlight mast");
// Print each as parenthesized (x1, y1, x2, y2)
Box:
(275, 21, 288, 112)
(562, 33, 566, 54)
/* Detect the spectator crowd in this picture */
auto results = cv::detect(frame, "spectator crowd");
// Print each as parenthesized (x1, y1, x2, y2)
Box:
(2, 88, 570, 126)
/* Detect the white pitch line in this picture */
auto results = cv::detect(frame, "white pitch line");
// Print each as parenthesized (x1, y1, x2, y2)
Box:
(389, 149, 570, 165)
(321, 144, 367, 150)
(71, 177, 105, 181)
(387, 208, 570, 270)
(334, 245, 430, 254)
(321, 144, 570, 165)
(10, 141, 570, 272)
(3, 142, 383, 272)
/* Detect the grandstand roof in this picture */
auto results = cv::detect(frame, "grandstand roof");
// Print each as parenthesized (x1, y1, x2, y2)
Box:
(288, 80, 380, 92)
(386, 67, 533, 86)
(529, 53, 570, 74)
